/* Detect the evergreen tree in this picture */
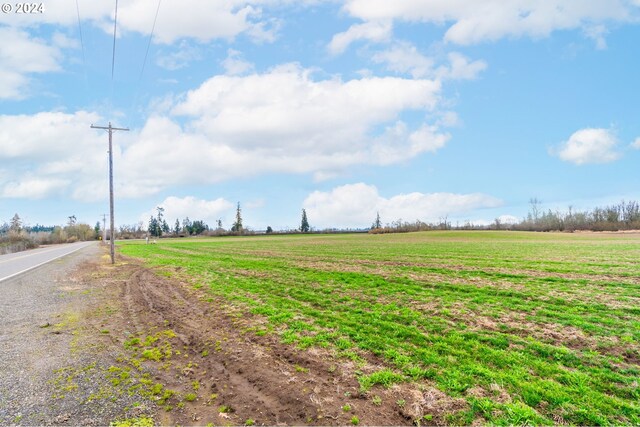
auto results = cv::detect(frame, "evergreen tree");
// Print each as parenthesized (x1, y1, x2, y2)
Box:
(231, 202, 243, 234)
(300, 209, 310, 233)
(174, 219, 181, 235)
(94, 221, 101, 239)
(191, 220, 208, 235)
(148, 216, 160, 237)
(266, 226, 273, 234)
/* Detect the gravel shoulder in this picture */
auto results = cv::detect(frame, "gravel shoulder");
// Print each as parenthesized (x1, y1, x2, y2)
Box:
(0, 243, 152, 426)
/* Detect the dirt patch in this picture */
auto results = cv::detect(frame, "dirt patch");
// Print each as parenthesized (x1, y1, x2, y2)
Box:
(82, 255, 443, 426)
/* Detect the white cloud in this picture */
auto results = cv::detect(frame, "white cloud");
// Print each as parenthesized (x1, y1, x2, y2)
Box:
(0, 1, 320, 45)
(117, 1, 267, 44)
(146, 196, 234, 225)
(150, 64, 448, 182)
(440, 52, 487, 80)
(221, 49, 255, 75)
(328, 21, 393, 54)
(554, 128, 621, 165)
(1, 65, 451, 201)
(341, 0, 636, 45)
(631, 137, 640, 149)
(371, 42, 434, 78)
(372, 43, 486, 80)
(0, 111, 109, 201)
(1, 177, 70, 199)
(584, 24, 609, 50)
(0, 27, 63, 99)
(303, 183, 502, 229)
(0, 111, 102, 159)
(156, 42, 202, 70)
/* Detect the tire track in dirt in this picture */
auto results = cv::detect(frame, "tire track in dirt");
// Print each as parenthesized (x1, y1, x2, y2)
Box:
(126, 269, 300, 422)
(113, 263, 413, 425)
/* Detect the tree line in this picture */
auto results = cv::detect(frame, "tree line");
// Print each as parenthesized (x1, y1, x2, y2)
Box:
(502, 199, 640, 232)
(0, 213, 100, 254)
(3, 198, 638, 254)
(144, 204, 313, 239)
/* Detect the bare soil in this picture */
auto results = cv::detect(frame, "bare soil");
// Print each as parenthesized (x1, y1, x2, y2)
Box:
(73, 251, 454, 425)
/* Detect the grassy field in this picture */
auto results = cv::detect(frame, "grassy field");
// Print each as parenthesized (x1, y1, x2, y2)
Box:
(118, 231, 640, 425)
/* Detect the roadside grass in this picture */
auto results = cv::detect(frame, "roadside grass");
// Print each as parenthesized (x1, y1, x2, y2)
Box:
(119, 231, 640, 424)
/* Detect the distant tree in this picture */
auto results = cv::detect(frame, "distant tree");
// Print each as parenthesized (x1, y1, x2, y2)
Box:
(300, 209, 310, 233)
(529, 197, 542, 224)
(94, 221, 101, 239)
(148, 216, 160, 237)
(10, 213, 21, 233)
(174, 219, 181, 235)
(216, 219, 223, 230)
(231, 202, 243, 234)
(182, 217, 192, 235)
(161, 220, 170, 234)
(191, 220, 208, 235)
(266, 226, 273, 234)
(372, 211, 382, 229)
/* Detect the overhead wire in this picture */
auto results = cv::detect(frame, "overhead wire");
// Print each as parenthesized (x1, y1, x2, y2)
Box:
(140, 0, 162, 82)
(75, 0, 85, 67)
(75, 0, 90, 101)
(111, 0, 119, 81)
(128, 0, 162, 119)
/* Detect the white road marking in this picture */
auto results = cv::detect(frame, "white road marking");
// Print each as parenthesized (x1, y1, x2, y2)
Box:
(0, 242, 94, 283)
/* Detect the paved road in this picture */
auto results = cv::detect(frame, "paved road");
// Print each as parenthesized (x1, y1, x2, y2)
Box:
(0, 242, 96, 283)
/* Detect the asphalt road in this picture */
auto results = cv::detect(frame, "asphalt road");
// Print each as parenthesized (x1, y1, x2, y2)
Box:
(0, 242, 96, 283)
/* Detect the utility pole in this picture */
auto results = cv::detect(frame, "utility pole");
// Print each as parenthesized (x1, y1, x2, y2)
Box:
(91, 122, 129, 264)
(102, 213, 107, 243)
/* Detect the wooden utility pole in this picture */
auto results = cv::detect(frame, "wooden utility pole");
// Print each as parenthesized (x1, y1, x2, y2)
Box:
(102, 213, 107, 243)
(91, 122, 129, 264)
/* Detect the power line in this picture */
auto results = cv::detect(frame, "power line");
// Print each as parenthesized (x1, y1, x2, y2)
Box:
(75, 0, 91, 102)
(75, 0, 85, 68)
(140, 0, 162, 82)
(111, 0, 119, 81)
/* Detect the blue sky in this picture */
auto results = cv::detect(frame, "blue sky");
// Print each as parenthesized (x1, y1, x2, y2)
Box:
(1, 0, 639, 231)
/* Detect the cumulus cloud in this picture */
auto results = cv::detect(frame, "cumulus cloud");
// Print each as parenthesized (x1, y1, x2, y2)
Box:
(554, 128, 621, 165)
(341, 0, 636, 45)
(161, 64, 448, 181)
(0, 27, 63, 99)
(328, 21, 393, 54)
(0, 0, 315, 45)
(143, 196, 234, 225)
(0, 111, 108, 200)
(632, 137, 640, 149)
(1, 65, 451, 201)
(1, 177, 70, 199)
(303, 183, 502, 229)
(372, 43, 486, 80)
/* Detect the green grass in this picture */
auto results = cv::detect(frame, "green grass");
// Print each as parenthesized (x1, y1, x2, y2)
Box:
(119, 231, 640, 425)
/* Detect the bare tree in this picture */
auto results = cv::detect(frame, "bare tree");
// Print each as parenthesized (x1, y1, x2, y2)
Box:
(529, 197, 542, 224)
